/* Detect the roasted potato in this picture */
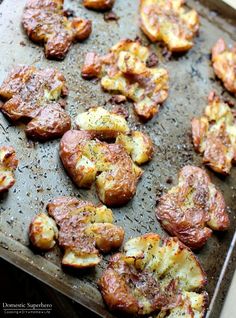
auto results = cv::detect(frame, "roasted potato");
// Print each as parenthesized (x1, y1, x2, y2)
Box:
(22, 0, 92, 60)
(140, 0, 199, 52)
(59, 130, 142, 206)
(212, 38, 236, 94)
(192, 92, 236, 174)
(81, 39, 169, 121)
(83, 0, 115, 11)
(99, 233, 208, 316)
(47, 197, 124, 268)
(75, 106, 130, 140)
(0, 66, 71, 141)
(157, 291, 208, 318)
(0, 146, 18, 193)
(156, 166, 229, 249)
(29, 213, 58, 250)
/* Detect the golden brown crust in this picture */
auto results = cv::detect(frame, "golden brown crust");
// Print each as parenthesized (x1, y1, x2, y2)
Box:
(81, 39, 169, 121)
(140, 0, 199, 52)
(212, 38, 236, 94)
(22, 0, 92, 60)
(116, 131, 154, 165)
(29, 213, 58, 250)
(47, 196, 124, 268)
(99, 233, 208, 315)
(156, 166, 229, 249)
(59, 130, 142, 206)
(83, 0, 115, 11)
(75, 106, 130, 140)
(0, 146, 18, 193)
(0, 66, 71, 141)
(192, 92, 236, 175)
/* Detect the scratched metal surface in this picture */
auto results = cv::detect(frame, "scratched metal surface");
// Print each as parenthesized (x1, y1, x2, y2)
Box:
(0, 0, 235, 317)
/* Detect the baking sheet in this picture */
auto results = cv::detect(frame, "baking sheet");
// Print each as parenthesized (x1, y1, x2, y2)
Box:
(0, 0, 235, 317)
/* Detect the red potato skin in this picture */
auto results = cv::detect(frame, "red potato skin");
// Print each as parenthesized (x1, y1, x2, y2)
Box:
(59, 130, 94, 188)
(156, 166, 229, 249)
(59, 130, 142, 206)
(25, 104, 71, 140)
(0, 146, 18, 193)
(83, 0, 115, 11)
(0, 66, 71, 141)
(22, 0, 92, 60)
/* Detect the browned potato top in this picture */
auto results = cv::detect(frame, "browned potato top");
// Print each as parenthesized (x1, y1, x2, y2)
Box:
(140, 0, 199, 52)
(0, 66, 71, 141)
(59, 130, 143, 206)
(212, 38, 236, 94)
(0, 146, 18, 193)
(99, 233, 208, 316)
(82, 39, 169, 121)
(156, 166, 229, 249)
(47, 196, 124, 268)
(83, 0, 115, 11)
(192, 92, 236, 175)
(22, 0, 92, 60)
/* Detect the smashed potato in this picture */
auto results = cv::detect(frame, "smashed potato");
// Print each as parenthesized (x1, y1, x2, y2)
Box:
(60, 130, 142, 206)
(140, 0, 199, 52)
(29, 213, 58, 250)
(75, 106, 130, 140)
(0, 146, 18, 193)
(47, 197, 124, 268)
(81, 39, 169, 121)
(22, 0, 92, 60)
(156, 166, 229, 249)
(0, 66, 71, 141)
(192, 92, 236, 175)
(212, 38, 236, 94)
(83, 0, 115, 11)
(99, 233, 208, 316)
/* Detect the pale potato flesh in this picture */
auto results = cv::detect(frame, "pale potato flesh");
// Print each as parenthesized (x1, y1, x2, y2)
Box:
(29, 213, 58, 250)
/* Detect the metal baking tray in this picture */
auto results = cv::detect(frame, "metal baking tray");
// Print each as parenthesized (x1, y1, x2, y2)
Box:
(0, 0, 235, 317)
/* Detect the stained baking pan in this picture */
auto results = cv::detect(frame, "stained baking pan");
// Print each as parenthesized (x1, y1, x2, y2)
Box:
(0, 0, 235, 317)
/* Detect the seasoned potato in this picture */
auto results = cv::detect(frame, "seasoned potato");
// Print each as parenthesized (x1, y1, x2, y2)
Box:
(83, 0, 115, 11)
(75, 107, 130, 140)
(59, 130, 142, 206)
(0, 66, 71, 141)
(192, 92, 236, 175)
(29, 213, 58, 250)
(156, 166, 229, 249)
(140, 0, 199, 52)
(47, 197, 124, 268)
(99, 233, 208, 316)
(157, 291, 208, 318)
(116, 131, 153, 165)
(212, 38, 236, 94)
(22, 0, 92, 60)
(81, 39, 169, 121)
(0, 146, 18, 193)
